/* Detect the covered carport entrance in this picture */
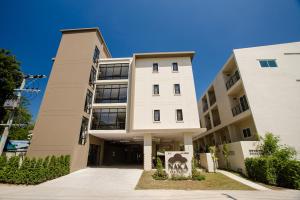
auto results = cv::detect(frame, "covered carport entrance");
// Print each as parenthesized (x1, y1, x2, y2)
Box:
(103, 141, 143, 166)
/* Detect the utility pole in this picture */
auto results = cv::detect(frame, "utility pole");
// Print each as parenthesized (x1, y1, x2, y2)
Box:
(0, 74, 46, 155)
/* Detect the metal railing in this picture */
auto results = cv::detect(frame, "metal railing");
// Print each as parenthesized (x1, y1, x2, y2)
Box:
(231, 103, 249, 116)
(226, 71, 240, 90)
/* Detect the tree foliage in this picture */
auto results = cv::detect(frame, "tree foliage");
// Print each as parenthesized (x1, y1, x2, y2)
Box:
(0, 49, 23, 123)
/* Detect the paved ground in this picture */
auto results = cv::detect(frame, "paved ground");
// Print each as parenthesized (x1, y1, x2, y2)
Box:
(0, 167, 299, 200)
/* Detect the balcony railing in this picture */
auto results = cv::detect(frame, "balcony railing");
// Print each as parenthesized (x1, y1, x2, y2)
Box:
(209, 95, 216, 106)
(226, 71, 240, 90)
(203, 103, 208, 112)
(213, 118, 221, 127)
(231, 103, 249, 116)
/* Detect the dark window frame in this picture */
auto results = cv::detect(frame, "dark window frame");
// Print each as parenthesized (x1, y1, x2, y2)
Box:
(79, 117, 89, 145)
(98, 63, 129, 80)
(174, 84, 181, 95)
(94, 84, 128, 103)
(91, 108, 126, 130)
(172, 62, 179, 72)
(153, 84, 159, 95)
(84, 89, 93, 114)
(93, 46, 100, 63)
(153, 63, 159, 72)
(243, 128, 251, 138)
(154, 110, 160, 122)
(176, 109, 183, 121)
(259, 59, 278, 68)
(89, 66, 97, 87)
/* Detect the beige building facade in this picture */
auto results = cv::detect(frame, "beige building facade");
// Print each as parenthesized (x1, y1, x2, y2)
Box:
(28, 28, 204, 171)
(195, 42, 300, 172)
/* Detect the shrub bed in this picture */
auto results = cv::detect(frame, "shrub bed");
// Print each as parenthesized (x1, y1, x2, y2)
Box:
(0, 155, 70, 185)
(245, 157, 300, 189)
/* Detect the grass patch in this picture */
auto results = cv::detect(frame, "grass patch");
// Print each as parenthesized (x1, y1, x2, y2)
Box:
(135, 171, 255, 190)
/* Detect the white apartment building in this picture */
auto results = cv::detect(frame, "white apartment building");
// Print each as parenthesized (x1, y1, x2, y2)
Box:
(195, 42, 300, 173)
(28, 28, 204, 171)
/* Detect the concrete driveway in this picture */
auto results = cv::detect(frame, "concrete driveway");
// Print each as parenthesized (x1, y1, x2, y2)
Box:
(0, 167, 300, 200)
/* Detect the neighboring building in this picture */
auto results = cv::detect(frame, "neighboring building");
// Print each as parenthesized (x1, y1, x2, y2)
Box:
(27, 28, 204, 171)
(194, 42, 300, 173)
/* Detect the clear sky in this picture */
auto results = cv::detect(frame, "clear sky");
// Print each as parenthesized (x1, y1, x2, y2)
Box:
(1, 0, 300, 120)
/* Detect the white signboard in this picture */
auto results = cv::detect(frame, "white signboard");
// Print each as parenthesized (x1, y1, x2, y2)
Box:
(165, 151, 192, 177)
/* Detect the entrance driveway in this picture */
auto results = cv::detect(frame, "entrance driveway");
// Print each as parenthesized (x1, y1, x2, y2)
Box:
(0, 167, 300, 200)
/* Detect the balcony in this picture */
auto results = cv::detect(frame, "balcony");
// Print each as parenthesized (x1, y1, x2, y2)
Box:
(231, 101, 249, 116)
(226, 70, 240, 90)
(208, 86, 216, 106)
(202, 95, 209, 112)
(212, 107, 221, 127)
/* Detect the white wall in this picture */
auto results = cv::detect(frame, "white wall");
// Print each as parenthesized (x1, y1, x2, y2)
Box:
(235, 42, 300, 157)
(132, 57, 200, 130)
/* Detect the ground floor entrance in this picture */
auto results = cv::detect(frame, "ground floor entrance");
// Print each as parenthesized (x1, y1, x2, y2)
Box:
(103, 141, 143, 166)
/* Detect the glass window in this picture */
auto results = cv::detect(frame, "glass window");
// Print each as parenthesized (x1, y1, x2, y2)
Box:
(154, 110, 160, 122)
(243, 128, 251, 138)
(84, 89, 93, 114)
(89, 67, 96, 87)
(94, 84, 127, 103)
(176, 109, 183, 121)
(153, 63, 158, 72)
(91, 108, 126, 130)
(239, 95, 249, 111)
(79, 117, 89, 145)
(172, 62, 178, 71)
(259, 60, 277, 68)
(174, 84, 181, 95)
(93, 46, 100, 63)
(153, 84, 159, 95)
(98, 63, 129, 80)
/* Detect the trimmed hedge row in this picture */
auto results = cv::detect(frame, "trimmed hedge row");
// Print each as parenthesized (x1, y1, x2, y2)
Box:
(245, 157, 300, 189)
(0, 155, 70, 185)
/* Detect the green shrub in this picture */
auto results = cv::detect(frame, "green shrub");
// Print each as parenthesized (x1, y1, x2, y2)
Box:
(245, 157, 277, 185)
(152, 157, 168, 180)
(0, 155, 70, 185)
(0, 156, 7, 170)
(4, 156, 20, 184)
(277, 160, 300, 189)
(171, 175, 190, 180)
(192, 157, 205, 181)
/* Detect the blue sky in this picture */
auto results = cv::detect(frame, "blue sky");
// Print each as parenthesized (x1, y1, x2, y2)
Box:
(1, 0, 300, 121)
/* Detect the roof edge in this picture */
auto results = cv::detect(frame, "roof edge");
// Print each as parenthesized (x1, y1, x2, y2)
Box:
(133, 51, 195, 60)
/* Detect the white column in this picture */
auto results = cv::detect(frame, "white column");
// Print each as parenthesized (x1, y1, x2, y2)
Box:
(144, 133, 152, 171)
(184, 133, 193, 156)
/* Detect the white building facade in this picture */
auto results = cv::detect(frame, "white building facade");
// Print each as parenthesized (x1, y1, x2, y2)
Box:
(195, 42, 300, 173)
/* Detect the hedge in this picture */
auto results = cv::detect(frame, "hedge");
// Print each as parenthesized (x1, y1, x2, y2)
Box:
(245, 157, 300, 189)
(0, 155, 70, 185)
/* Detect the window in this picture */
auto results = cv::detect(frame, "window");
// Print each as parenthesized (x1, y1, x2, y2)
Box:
(95, 84, 127, 103)
(239, 95, 249, 111)
(84, 89, 93, 114)
(79, 117, 89, 145)
(172, 62, 178, 72)
(93, 46, 100, 63)
(98, 63, 129, 80)
(153, 63, 158, 72)
(174, 84, 181, 95)
(89, 67, 96, 87)
(243, 128, 251, 138)
(154, 110, 160, 122)
(91, 108, 126, 130)
(176, 109, 183, 121)
(153, 84, 159, 95)
(259, 60, 277, 68)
